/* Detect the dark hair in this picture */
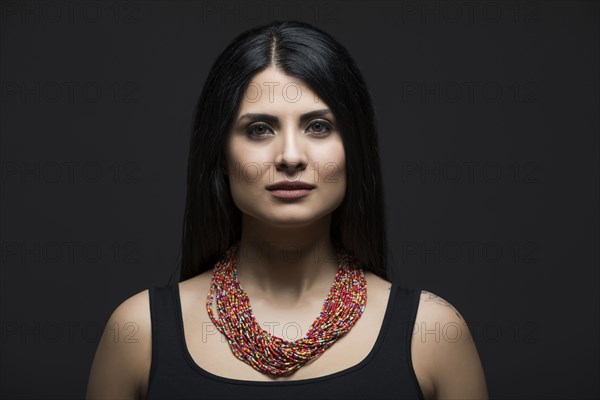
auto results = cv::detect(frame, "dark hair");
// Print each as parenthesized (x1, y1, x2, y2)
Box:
(168, 20, 390, 284)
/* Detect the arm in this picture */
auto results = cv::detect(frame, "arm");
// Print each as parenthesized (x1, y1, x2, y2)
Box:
(412, 290, 489, 400)
(86, 289, 152, 400)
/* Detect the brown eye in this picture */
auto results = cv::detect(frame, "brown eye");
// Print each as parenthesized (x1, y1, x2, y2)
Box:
(308, 120, 333, 136)
(246, 123, 274, 138)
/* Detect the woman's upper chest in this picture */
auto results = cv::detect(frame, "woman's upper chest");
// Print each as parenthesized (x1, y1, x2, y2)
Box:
(178, 272, 393, 382)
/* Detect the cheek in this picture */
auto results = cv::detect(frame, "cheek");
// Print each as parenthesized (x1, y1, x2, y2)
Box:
(320, 140, 345, 171)
(226, 140, 265, 185)
(315, 143, 346, 192)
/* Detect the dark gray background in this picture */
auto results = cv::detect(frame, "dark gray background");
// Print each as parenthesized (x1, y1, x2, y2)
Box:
(1, 1, 598, 399)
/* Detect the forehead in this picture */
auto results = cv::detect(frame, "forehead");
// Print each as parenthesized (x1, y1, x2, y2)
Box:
(238, 67, 327, 114)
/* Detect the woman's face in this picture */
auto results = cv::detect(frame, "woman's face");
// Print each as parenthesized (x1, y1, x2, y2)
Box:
(224, 67, 346, 228)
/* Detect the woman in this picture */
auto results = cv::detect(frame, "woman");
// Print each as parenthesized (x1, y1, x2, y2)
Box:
(87, 20, 488, 399)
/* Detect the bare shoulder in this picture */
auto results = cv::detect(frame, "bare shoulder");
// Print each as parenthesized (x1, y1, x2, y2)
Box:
(86, 288, 152, 400)
(111, 289, 153, 346)
(417, 290, 467, 321)
(411, 289, 489, 400)
(178, 270, 212, 304)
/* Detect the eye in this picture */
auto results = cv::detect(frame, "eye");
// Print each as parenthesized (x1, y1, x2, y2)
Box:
(307, 120, 333, 136)
(245, 120, 334, 138)
(245, 123, 274, 138)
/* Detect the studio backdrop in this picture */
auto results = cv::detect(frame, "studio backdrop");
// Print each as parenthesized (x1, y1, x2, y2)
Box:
(1, 1, 598, 399)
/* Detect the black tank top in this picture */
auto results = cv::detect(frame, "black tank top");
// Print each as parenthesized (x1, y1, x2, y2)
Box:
(146, 281, 425, 400)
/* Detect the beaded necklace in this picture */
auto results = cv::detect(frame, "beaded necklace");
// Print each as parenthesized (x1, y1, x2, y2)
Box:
(205, 241, 368, 377)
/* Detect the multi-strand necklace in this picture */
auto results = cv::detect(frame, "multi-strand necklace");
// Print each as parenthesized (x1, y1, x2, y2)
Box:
(205, 241, 368, 377)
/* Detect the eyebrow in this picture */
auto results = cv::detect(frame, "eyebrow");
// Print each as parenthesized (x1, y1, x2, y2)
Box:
(236, 109, 334, 126)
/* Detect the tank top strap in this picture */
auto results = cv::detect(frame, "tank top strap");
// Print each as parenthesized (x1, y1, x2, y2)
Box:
(389, 284, 423, 344)
(148, 283, 186, 381)
(372, 283, 425, 400)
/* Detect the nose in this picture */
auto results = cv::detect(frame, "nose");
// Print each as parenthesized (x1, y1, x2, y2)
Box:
(274, 126, 307, 173)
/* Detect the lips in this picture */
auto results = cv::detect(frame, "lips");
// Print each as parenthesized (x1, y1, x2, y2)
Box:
(266, 181, 316, 190)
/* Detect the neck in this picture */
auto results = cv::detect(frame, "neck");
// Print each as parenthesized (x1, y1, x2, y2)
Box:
(234, 214, 339, 304)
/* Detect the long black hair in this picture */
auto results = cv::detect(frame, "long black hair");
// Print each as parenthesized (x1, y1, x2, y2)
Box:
(169, 20, 390, 284)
